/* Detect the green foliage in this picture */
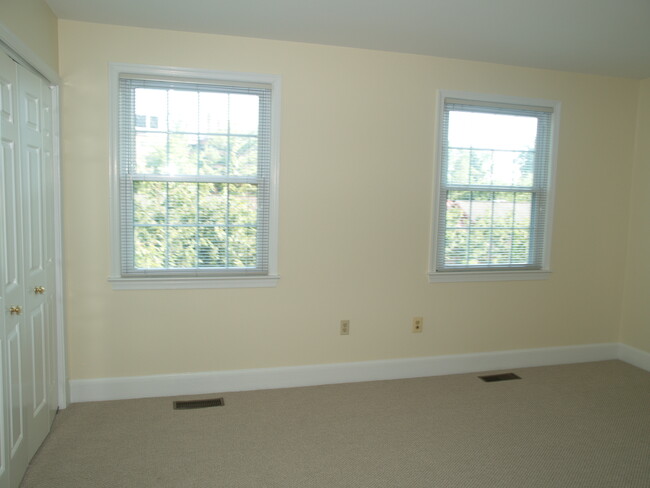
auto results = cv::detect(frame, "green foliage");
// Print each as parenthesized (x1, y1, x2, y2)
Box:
(132, 127, 260, 270)
(443, 144, 535, 267)
(133, 181, 258, 270)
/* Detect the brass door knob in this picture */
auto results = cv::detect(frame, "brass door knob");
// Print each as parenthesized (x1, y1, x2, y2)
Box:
(34, 286, 46, 294)
(9, 306, 22, 315)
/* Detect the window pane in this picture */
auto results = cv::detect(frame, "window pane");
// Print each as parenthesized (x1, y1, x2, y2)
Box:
(514, 192, 532, 227)
(505, 150, 534, 187)
(134, 181, 166, 224)
(444, 229, 469, 265)
(168, 226, 197, 268)
(445, 195, 469, 228)
(168, 90, 198, 133)
(490, 230, 514, 264)
(135, 88, 168, 132)
(199, 92, 229, 134)
(468, 229, 491, 264)
(198, 183, 227, 225)
(230, 136, 258, 176)
(135, 133, 167, 174)
(229, 184, 258, 226)
(228, 226, 257, 267)
(491, 192, 516, 228)
(168, 134, 198, 175)
(446, 148, 470, 185)
(198, 136, 228, 176)
(512, 230, 531, 264)
(198, 226, 227, 267)
(448, 111, 538, 151)
(134, 226, 166, 269)
(468, 149, 494, 186)
(229, 94, 259, 135)
(168, 183, 197, 224)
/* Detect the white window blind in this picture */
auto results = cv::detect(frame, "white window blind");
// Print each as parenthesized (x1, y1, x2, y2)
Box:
(117, 75, 273, 279)
(431, 94, 558, 279)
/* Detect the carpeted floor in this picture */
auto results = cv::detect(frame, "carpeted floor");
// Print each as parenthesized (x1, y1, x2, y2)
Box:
(20, 360, 650, 487)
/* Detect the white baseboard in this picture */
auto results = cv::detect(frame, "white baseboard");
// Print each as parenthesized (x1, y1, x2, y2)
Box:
(69, 342, 622, 403)
(618, 343, 650, 372)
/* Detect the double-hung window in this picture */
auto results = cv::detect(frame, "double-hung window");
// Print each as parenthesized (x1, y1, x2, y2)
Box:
(109, 64, 280, 289)
(430, 91, 560, 282)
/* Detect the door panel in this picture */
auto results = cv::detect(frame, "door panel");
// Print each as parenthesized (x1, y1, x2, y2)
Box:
(27, 304, 48, 456)
(6, 327, 22, 459)
(46, 292, 57, 423)
(6, 325, 25, 488)
(1, 140, 19, 296)
(0, 339, 6, 488)
(17, 65, 52, 462)
(24, 144, 44, 277)
(0, 60, 21, 304)
(29, 305, 46, 418)
(0, 50, 23, 488)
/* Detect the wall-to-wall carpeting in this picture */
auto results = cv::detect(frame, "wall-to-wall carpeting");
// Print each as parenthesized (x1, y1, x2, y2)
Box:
(22, 360, 650, 487)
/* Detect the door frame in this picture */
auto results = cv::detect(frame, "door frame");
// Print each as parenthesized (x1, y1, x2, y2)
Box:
(0, 22, 68, 409)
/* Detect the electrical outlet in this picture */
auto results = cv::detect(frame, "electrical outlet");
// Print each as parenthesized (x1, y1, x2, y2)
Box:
(412, 317, 423, 333)
(340, 320, 350, 335)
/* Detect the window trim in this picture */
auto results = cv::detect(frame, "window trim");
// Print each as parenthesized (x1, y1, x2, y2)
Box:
(429, 90, 560, 283)
(108, 63, 281, 290)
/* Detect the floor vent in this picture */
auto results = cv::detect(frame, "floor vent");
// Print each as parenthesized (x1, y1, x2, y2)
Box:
(479, 373, 521, 383)
(173, 397, 225, 410)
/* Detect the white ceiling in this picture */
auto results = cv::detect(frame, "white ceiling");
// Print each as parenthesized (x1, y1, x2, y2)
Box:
(45, 0, 650, 79)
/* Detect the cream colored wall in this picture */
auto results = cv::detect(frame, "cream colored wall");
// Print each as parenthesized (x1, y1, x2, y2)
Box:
(0, 0, 58, 70)
(621, 79, 650, 354)
(58, 20, 639, 380)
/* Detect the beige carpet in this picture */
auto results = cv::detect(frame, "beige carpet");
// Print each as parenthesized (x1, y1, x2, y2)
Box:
(21, 360, 650, 487)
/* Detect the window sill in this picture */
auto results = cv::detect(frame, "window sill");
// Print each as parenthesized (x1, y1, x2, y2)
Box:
(428, 270, 550, 283)
(109, 275, 280, 290)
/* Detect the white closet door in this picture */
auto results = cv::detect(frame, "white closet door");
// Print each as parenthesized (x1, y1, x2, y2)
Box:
(0, 50, 27, 488)
(0, 50, 57, 488)
(17, 64, 52, 461)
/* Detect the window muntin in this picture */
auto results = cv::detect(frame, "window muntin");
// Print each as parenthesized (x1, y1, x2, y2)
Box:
(114, 71, 277, 283)
(431, 94, 557, 279)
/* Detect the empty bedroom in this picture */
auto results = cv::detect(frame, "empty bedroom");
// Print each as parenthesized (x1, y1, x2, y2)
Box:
(0, 0, 648, 487)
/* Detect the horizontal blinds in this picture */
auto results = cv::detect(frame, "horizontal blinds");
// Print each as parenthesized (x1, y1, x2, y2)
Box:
(118, 77, 272, 277)
(444, 98, 554, 114)
(436, 98, 554, 272)
(119, 75, 272, 94)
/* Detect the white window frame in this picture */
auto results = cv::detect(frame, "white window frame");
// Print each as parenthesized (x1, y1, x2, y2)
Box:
(429, 90, 560, 283)
(108, 63, 281, 290)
